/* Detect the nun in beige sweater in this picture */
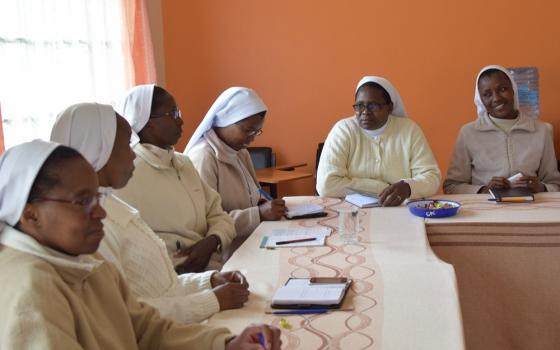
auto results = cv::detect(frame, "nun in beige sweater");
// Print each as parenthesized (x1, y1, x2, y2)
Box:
(444, 65, 560, 194)
(115, 85, 235, 273)
(50, 102, 249, 325)
(185, 87, 286, 238)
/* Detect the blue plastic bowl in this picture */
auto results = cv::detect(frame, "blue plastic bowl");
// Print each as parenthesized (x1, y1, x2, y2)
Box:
(407, 199, 461, 218)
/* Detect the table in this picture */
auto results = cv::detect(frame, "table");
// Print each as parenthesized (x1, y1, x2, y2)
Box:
(427, 193, 560, 350)
(255, 165, 313, 198)
(207, 197, 465, 349)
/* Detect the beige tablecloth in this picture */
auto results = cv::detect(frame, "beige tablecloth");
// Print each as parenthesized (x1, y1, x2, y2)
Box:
(428, 193, 560, 350)
(207, 197, 464, 350)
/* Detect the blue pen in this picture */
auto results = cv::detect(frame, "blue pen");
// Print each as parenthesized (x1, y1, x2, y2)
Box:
(258, 333, 267, 348)
(258, 188, 273, 201)
(271, 308, 329, 315)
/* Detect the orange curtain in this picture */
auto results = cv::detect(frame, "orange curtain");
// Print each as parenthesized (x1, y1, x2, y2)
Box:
(122, 0, 157, 85)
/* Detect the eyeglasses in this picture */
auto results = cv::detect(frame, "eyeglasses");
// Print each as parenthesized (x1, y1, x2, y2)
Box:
(236, 124, 263, 137)
(151, 109, 182, 120)
(352, 102, 387, 113)
(31, 192, 106, 215)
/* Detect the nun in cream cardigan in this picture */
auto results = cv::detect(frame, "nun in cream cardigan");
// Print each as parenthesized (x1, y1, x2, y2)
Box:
(316, 76, 441, 206)
(115, 85, 236, 273)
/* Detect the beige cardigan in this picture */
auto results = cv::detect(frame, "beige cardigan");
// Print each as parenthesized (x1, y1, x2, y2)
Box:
(444, 113, 560, 194)
(99, 193, 220, 324)
(115, 143, 236, 270)
(0, 226, 232, 350)
(188, 130, 261, 237)
(317, 116, 441, 198)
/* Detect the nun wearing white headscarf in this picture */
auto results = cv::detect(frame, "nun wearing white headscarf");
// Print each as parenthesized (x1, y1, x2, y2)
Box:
(444, 65, 560, 194)
(186, 87, 286, 239)
(0, 140, 263, 350)
(51, 102, 249, 324)
(316, 76, 441, 205)
(114, 84, 235, 273)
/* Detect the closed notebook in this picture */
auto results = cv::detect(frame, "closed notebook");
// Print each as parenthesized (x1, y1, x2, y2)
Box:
(345, 193, 379, 208)
(286, 203, 326, 219)
(489, 187, 534, 202)
(271, 278, 351, 309)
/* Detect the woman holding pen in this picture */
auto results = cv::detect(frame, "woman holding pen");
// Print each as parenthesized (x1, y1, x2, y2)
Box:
(185, 87, 286, 243)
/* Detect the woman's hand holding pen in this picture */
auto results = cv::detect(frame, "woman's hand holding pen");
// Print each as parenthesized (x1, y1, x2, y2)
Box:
(259, 199, 287, 221)
(226, 324, 282, 350)
(174, 235, 221, 273)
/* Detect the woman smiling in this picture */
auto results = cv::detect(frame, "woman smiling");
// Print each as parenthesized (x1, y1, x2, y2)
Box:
(444, 65, 560, 194)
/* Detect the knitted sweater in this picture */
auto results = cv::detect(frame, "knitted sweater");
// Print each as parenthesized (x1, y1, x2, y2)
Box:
(99, 193, 220, 324)
(317, 115, 441, 198)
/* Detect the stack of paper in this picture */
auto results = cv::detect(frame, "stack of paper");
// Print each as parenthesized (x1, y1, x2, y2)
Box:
(286, 203, 325, 219)
(260, 227, 332, 248)
(272, 278, 351, 307)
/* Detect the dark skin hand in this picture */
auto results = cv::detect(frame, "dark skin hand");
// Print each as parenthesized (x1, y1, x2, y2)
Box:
(226, 324, 282, 350)
(259, 199, 287, 220)
(211, 270, 249, 288)
(512, 175, 545, 193)
(378, 180, 411, 206)
(212, 282, 250, 310)
(479, 176, 510, 193)
(174, 235, 221, 273)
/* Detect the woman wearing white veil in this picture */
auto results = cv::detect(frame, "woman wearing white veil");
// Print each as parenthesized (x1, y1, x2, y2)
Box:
(316, 75, 441, 206)
(444, 65, 560, 194)
(186, 87, 286, 239)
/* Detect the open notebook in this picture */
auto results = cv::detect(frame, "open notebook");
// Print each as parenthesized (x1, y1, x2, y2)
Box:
(271, 278, 352, 308)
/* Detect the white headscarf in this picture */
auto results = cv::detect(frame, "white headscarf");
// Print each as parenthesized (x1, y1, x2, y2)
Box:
(356, 76, 408, 118)
(116, 84, 155, 144)
(0, 140, 60, 229)
(50, 103, 117, 171)
(474, 65, 520, 118)
(184, 87, 267, 154)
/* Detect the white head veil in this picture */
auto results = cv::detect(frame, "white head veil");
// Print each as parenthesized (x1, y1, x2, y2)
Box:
(116, 84, 155, 144)
(50, 103, 117, 171)
(474, 65, 520, 118)
(184, 87, 267, 154)
(0, 140, 60, 229)
(356, 76, 408, 118)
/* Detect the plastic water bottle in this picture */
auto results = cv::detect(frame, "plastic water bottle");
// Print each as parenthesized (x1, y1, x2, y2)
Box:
(508, 67, 539, 118)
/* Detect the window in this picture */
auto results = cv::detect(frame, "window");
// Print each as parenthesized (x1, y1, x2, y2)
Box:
(0, 0, 152, 149)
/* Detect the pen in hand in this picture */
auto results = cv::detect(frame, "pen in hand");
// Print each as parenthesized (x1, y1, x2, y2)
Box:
(258, 188, 273, 201)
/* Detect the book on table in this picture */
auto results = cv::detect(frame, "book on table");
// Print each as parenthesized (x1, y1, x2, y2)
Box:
(344, 188, 380, 208)
(271, 277, 352, 309)
(285, 203, 327, 219)
(489, 187, 534, 203)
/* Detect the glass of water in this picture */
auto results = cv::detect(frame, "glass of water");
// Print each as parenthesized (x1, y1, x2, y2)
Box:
(337, 207, 359, 244)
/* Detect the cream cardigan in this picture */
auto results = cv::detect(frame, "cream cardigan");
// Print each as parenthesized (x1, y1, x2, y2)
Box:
(316, 115, 441, 198)
(99, 193, 220, 324)
(0, 226, 232, 350)
(188, 129, 261, 237)
(115, 143, 235, 270)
